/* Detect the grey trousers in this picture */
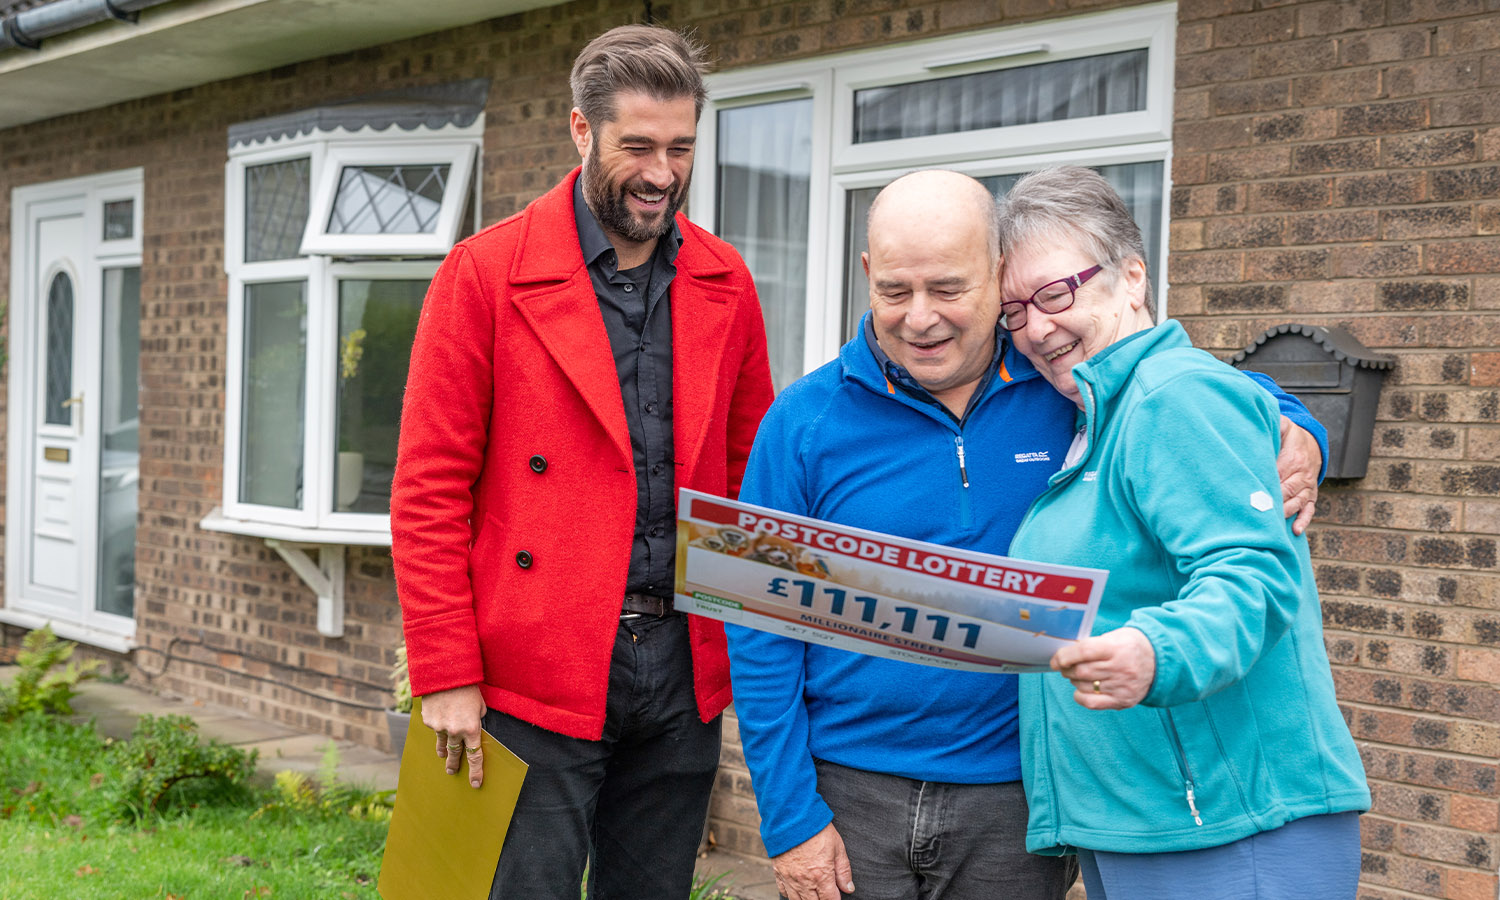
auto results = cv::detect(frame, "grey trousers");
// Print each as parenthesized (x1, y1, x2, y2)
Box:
(809, 758, 1077, 900)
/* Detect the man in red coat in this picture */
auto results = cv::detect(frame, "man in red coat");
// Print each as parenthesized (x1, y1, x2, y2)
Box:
(390, 24, 775, 900)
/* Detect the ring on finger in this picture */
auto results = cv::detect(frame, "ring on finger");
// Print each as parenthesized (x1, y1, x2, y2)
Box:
(464, 745, 481, 757)
(1092, 680, 1102, 694)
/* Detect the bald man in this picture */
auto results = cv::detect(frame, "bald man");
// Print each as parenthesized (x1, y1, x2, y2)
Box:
(724, 170, 1327, 900)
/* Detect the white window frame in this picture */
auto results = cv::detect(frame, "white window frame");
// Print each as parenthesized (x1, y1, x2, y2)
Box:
(689, 3, 1177, 376)
(219, 122, 480, 540)
(317, 260, 441, 533)
(300, 140, 477, 257)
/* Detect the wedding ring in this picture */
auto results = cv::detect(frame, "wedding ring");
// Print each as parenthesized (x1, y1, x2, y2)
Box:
(465, 745, 481, 757)
(1092, 680, 1102, 694)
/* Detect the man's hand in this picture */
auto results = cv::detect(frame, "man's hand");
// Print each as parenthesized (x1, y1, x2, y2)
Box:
(1278, 415, 1320, 536)
(421, 684, 487, 788)
(1051, 627, 1156, 710)
(772, 823, 855, 900)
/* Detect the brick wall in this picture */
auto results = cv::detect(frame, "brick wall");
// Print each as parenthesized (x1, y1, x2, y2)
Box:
(1169, 1, 1500, 898)
(2, 0, 1143, 863)
(2, 0, 1497, 893)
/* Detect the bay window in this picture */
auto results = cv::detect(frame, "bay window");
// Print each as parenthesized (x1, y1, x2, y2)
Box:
(214, 83, 484, 540)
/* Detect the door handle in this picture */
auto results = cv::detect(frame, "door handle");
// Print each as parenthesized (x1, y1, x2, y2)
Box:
(62, 392, 83, 435)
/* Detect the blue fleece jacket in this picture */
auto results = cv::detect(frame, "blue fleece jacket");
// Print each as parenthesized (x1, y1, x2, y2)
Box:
(1013, 322, 1369, 854)
(726, 314, 1328, 857)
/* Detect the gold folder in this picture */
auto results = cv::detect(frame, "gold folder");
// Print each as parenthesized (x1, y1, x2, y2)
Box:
(378, 697, 529, 899)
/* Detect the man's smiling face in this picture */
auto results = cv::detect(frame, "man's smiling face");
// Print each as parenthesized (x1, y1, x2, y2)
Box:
(574, 90, 696, 251)
(863, 187, 1001, 413)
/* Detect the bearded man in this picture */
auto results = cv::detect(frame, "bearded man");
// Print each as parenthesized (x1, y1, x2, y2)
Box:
(390, 24, 774, 900)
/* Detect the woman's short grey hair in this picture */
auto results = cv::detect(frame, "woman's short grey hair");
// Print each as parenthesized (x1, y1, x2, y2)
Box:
(995, 165, 1154, 316)
(570, 24, 710, 127)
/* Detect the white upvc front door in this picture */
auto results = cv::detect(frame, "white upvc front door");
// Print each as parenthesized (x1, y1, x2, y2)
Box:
(6, 169, 143, 651)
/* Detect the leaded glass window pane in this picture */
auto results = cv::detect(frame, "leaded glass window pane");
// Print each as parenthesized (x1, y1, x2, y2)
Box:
(334, 279, 424, 515)
(103, 199, 134, 241)
(327, 164, 450, 235)
(841, 161, 1164, 337)
(44, 272, 74, 426)
(852, 49, 1149, 144)
(240, 281, 307, 508)
(245, 158, 310, 262)
(716, 99, 813, 392)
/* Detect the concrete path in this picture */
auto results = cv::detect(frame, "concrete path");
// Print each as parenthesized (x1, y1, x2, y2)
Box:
(2, 670, 779, 899)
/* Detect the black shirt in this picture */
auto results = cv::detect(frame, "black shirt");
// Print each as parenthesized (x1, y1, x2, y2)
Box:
(574, 178, 680, 598)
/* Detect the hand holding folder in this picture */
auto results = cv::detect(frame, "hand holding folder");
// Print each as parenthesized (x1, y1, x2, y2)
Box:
(379, 697, 529, 900)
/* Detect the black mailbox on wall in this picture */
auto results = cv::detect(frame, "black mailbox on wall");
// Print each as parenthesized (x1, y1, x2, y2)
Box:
(1230, 323, 1396, 480)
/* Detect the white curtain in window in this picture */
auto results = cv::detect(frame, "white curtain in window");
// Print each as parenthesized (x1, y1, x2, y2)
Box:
(852, 49, 1148, 144)
(715, 99, 813, 392)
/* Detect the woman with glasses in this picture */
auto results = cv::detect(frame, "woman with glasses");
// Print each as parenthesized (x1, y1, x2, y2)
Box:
(998, 166, 1369, 900)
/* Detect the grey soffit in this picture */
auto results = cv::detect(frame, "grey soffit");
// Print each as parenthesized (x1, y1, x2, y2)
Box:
(228, 77, 490, 149)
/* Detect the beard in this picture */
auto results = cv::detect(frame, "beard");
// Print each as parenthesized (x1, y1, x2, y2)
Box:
(583, 144, 689, 244)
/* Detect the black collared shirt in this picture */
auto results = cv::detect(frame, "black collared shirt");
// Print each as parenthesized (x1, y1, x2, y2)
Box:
(574, 178, 680, 598)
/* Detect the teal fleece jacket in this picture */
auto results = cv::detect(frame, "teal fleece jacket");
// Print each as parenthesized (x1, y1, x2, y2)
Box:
(1012, 321, 1369, 856)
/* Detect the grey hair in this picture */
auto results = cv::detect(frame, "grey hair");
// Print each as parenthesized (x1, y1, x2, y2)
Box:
(995, 165, 1154, 316)
(570, 24, 710, 127)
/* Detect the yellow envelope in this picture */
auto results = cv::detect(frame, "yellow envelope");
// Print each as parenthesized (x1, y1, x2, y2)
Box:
(378, 697, 529, 900)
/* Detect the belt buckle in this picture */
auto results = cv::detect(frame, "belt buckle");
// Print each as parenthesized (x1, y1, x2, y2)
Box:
(621, 592, 670, 617)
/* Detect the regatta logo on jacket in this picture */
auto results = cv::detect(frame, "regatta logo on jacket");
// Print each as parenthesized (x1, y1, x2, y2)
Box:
(1082, 471, 1098, 482)
(1014, 451, 1052, 464)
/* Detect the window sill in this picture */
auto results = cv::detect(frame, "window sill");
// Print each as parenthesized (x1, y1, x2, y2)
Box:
(200, 508, 391, 638)
(199, 507, 391, 547)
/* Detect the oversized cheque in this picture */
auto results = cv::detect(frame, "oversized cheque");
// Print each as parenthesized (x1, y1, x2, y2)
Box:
(675, 490, 1106, 672)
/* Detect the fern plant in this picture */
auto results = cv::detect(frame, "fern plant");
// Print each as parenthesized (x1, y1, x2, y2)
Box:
(253, 741, 393, 822)
(0, 625, 103, 720)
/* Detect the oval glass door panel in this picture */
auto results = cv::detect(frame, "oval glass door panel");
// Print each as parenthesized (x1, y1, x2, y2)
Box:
(44, 271, 75, 426)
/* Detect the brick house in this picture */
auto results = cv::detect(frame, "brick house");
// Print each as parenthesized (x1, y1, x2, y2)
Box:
(0, 0, 1496, 894)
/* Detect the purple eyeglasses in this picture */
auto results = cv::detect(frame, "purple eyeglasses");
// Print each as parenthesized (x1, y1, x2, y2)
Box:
(1000, 264, 1103, 332)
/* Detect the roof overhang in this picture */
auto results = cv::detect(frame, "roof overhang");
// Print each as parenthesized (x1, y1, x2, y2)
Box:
(0, 0, 557, 131)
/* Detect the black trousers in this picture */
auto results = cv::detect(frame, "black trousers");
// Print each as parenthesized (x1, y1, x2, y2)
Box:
(485, 614, 722, 900)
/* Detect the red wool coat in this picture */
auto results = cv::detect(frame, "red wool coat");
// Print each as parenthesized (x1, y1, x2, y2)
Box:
(391, 168, 775, 740)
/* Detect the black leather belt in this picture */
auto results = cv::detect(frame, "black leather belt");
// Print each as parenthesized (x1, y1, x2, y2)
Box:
(621, 592, 674, 617)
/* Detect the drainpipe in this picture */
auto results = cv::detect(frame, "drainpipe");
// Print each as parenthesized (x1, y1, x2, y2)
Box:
(1, 0, 177, 52)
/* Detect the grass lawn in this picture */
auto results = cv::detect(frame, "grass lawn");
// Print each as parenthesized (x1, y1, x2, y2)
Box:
(0, 809, 386, 900)
(0, 711, 386, 900)
(0, 711, 740, 900)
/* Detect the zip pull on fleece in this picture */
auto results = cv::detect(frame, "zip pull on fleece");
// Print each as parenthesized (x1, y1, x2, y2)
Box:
(955, 436, 970, 488)
(1185, 781, 1203, 826)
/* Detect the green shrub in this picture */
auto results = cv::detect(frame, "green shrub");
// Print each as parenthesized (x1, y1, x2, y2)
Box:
(690, 872, 736, 899)
(253, 741, 394, 823)
(109, 714, 257, 819)
(0, 625, 103, 720)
